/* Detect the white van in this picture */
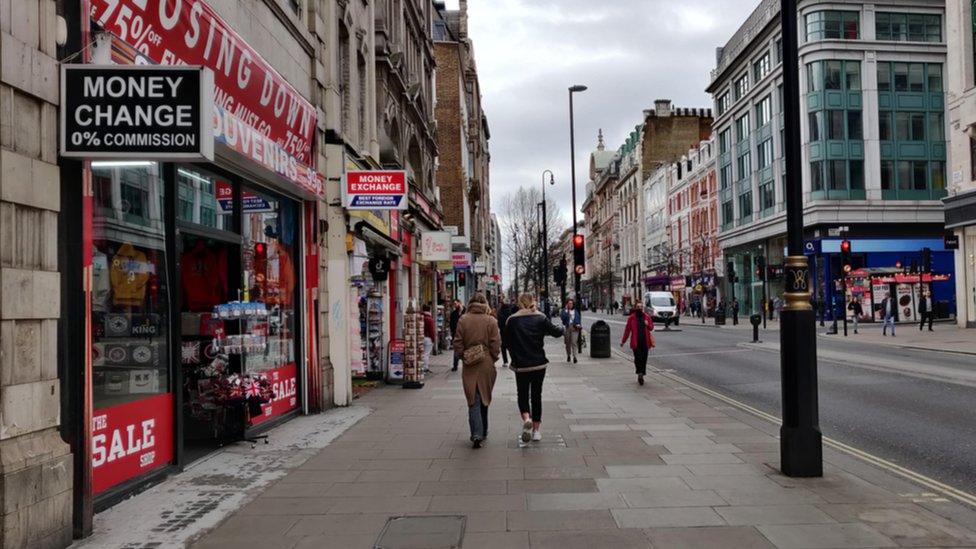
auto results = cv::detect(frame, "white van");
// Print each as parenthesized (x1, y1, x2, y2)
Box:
(644, 291, 679, 327)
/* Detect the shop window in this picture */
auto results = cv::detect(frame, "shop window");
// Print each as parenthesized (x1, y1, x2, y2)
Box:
(90, 161, 172, 494)
(177, 166, 233, 232)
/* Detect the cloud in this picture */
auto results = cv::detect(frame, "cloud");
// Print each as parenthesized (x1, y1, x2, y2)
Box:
(441, 0, 758, 280)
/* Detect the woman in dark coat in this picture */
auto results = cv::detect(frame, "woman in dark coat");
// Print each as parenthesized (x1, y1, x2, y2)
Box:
(621, 301, 655, 385)
(504, 293, 564, 443)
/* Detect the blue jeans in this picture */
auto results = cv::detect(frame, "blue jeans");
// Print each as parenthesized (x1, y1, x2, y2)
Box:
(468, 389, 488, 441)
(883, 314, 895, 335)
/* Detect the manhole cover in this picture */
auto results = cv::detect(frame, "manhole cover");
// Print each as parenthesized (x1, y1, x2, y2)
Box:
(374, 515, 465, 549)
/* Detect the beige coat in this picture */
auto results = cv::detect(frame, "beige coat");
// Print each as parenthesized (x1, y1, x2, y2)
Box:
(453, 302, 501, 406)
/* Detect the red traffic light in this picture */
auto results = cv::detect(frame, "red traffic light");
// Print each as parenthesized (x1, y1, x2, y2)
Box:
(840, 239, 851, 253)
(573, 234, 584, 248)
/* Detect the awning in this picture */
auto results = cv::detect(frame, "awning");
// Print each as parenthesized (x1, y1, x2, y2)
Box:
(944, 189, 976, 229)
(355, 221, 401, 256)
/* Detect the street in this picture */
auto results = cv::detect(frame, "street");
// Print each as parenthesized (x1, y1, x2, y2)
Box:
(582, 311, 976, 495)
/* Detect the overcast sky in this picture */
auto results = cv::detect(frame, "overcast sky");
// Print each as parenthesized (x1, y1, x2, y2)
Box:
(443, 0, 757, 228)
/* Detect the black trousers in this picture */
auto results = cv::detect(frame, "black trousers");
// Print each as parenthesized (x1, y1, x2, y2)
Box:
(501, 338, 509, 364)
(919, 312, 933, 330)
(515, 369, 546, 422)
(633, 346, 649, 375)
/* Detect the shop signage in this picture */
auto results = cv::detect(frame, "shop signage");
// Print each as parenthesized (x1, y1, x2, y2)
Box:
(420, 232, 451, 262)
(872, 273, 951, 284)
(803, 239, 821, 255)
(670, 276, 686, 290)
(344, 170, 408, 210)
(452, 252, 471, 269)
(214, 180, 272, 212)
(92, 393, 174, 495)
(473, 261, 487, 274)
(61, 65, 213, 159)
(90, 0, 315, 165)
(249, 363, 299, 426)
(944, 232, 960, 250)
(444, 226, 460, 236)
(388, 339, 406, 381)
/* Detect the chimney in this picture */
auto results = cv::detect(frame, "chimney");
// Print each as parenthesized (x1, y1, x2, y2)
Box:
(597, 129, 605, 151)
(655, 99, 672, 117)
(459, 0, 468, 38)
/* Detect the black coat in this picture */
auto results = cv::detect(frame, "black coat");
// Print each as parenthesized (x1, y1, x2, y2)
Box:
(503, 308, 564, 372)
(449, 307, 463, 337)
(497, 304, 515, 339)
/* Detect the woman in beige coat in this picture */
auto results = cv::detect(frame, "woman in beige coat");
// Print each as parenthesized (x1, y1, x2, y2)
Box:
(453, 293, 501, 448)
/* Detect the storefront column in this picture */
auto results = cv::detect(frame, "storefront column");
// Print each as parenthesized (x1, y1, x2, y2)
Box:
(1, 1, 73, 544)
(325, 155, 353, 407)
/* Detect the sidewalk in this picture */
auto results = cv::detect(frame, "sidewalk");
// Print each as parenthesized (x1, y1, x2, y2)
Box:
(187, 342, 976, 549)
(819, 321, 976, 356)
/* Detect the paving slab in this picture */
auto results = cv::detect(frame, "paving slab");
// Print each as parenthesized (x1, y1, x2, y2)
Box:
(529, 528, 654, 549)
(757, 523, 896, 548)
(715, 505, 838, 526)
(644, 525, 778, 548)
(611, 507, 727, 528)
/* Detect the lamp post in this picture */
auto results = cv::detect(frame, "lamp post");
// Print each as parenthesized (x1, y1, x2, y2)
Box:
(569, 84, 587, 308)
(779, 0, 823, 477)
(541, 170, 555, 317)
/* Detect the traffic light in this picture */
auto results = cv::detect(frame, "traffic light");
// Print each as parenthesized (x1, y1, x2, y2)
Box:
(554, 258, 567, 285)
(921, 247, 932, 273)
(755, 256, 766, 281)
(840, 239, 852, 274)
(573, 234, 585, 275)
(458, 271, 466, 287)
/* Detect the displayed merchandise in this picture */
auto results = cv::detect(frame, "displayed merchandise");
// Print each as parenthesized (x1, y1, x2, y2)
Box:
(180, 240, 228, 311)
(110, 243, 153, 307)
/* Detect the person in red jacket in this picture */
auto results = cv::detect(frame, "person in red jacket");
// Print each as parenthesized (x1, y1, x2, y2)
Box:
(621, 301, 655, 385)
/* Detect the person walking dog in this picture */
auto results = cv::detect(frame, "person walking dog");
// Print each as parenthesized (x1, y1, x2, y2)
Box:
(560, 299, 582, 364)
(505, 293, 564, 443)
(453, 294, 501, 448)
(621, 301, 655, 385)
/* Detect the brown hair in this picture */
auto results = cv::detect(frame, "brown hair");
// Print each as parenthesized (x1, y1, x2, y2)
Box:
(468, 293, 488, 307)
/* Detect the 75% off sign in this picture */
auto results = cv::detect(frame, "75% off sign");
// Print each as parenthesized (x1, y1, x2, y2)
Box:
(60, 65, 213, 160)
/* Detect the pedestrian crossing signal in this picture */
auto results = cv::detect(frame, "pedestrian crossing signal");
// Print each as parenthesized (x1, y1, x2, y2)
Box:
(573, 234, 585, 274)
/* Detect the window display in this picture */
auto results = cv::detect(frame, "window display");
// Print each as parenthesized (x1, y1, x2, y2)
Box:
(90, 161, 173, 495)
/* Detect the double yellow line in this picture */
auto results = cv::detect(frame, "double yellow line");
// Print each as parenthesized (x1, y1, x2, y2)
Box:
(630, 355, 976, 509)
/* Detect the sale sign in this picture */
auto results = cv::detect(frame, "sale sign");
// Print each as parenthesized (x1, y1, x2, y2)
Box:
(92, 393, 174, 495)
(344, 171, 408, 210)
(249, 363, 299, 426)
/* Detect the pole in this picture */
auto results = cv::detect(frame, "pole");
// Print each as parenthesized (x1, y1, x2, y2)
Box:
(779, 0, 823, 477)
(569, 89, 581, 305)
(542, 170, 553, 318)
(842, 275, 848, 337)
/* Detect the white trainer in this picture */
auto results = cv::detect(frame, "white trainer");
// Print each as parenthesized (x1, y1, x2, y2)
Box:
(531, 430, 542, 442)
(520, 420, 532, 443)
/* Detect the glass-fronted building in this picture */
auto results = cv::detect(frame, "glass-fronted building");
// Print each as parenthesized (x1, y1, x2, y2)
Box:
(706, 0, 951, 320)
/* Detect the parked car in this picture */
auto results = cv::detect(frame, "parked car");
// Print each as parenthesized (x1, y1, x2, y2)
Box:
(644, 291, 679, 327)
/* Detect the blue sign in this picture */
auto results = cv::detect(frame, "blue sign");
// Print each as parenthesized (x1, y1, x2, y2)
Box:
(350, 194, 405, 208)
(803, 240, 821, 255)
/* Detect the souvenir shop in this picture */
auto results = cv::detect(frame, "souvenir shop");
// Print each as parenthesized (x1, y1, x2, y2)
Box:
(63, 0, 323, 511)
(348, 211, 398, 381)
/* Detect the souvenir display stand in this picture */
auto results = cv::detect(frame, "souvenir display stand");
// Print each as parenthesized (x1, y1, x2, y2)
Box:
(183, 300, 276, 447)
(402, 306, 425, 389)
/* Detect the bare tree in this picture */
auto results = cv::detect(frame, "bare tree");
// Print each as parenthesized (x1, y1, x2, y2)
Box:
(500, 187, 566, 298)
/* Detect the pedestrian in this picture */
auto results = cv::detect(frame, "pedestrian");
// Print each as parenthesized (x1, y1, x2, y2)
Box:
(847, 296, 862, 334)
(918, 290, 934, 332)
(505, 293, 564, 443)
(732, 297, 740, 324)
(449, 299, 464, 371)
(421, 303, 436, 372)
(497, 296, 515, 366)
(881, 292, 896, 337)
(560, 298, 582, 364)
(621, 301, 655, 385)
(452, 293, 501, 448)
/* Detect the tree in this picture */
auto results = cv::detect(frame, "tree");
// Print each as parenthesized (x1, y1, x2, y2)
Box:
(500, 187, 566, 299)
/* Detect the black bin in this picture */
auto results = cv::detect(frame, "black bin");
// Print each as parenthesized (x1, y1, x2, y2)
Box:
(715, 312, 726, 325)
(590, 320, 611, 358)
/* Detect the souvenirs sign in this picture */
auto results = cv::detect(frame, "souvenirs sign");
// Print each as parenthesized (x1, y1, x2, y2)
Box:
(61, 65, 213, 159)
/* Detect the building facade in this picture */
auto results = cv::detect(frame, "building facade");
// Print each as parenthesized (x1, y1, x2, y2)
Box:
(708, 0, 952, 321)
(433, 0, 492, 304)
(616, 128, 644, 306)
(581, 130, 619, 310)
(667, 137, 721, 310)
(945, 0, 976, 328)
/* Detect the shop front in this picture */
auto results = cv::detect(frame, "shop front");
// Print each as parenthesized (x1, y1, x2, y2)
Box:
(65, 0, 324, 514)
(944, 190, 976, 328)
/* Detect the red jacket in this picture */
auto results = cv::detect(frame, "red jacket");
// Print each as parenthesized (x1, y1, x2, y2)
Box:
(423, 312, 436, 339)
(621, 311, 654, 350)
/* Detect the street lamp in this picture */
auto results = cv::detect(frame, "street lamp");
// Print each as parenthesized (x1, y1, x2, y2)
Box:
(569, 84, 587, 310)
(541, 170, 555, 317)
(779, 0, 822, 477)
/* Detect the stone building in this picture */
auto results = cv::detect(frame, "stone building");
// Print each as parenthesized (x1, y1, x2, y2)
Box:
(944, 0, 976, 328)
(708, 0, 951, 320)
(615, 127, 644, 306)
(433, 0, 492, 303)
(581, 130, 619, 310)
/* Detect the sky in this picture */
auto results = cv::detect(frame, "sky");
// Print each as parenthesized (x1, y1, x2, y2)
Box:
(443, 0, 758, 229)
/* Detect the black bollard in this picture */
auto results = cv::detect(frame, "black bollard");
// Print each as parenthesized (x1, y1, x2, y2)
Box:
(750, 314, 762, 343)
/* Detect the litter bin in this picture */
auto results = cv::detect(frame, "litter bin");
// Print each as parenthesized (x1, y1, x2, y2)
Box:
(715, 312, 726, 325)
(590, 320, 611, 358)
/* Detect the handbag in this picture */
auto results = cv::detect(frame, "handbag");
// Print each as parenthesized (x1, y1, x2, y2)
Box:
(463, 343, 486, 364)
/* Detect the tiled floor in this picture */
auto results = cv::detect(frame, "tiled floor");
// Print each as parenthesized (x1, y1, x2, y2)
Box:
(190, 343, 976, 548)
